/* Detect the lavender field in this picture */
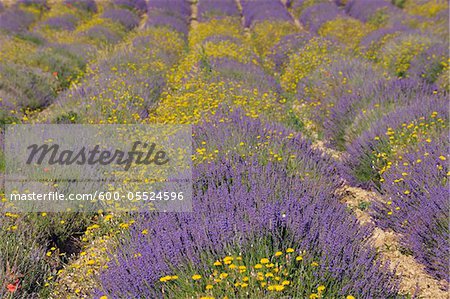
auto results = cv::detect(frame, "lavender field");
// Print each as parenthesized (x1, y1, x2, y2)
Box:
(0, 0, 449, 298)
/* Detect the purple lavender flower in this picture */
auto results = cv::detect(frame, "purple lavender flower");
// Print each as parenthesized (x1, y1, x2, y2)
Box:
(145, 0, 190, 36)
(372, 137, 449, 282)
(241, 0, 292, 27)
(267, 33, 313, 71)
(299, 3, 342, 32)
(16, 0, 48, 9)
(340, 78, 439, 147)
(148, 0, 191, 18)
(40, 14, 78, 31)
(0, 89, 20, 121)
(290, 0, 309, 9)
(0, 62, 56, 111)
(343, 95, 447, 187)
(408, 43, 448, 85)
(297, 58, 384, 138)
(197, 0, 240, 21)
(145, 12, 189, 36)
(202, 34, 242, 45)
(359, 26, 407, 50)
(52, 42, 95, 62)
(206, 57, 281, 93)
(402, 187, 449, 283)
(101, 9, 140, 30)
(82, 25, 123, 44)
(198, 109, 343, 189)
(51, 30, 184, 123)
(0, 9, 35, 33)
(345, 0, 393, 22)
(112, 0, 147, 13)
(64, 0, 97, 13)
(97, 111, 401, 298)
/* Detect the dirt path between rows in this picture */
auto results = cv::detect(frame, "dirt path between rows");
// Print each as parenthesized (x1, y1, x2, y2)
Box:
(313, 140, 449, 298)
(341, 186, 449, 298)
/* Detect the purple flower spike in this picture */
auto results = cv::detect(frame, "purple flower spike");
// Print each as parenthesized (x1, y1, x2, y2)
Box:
(64, 0, 97, 13)
(299, 3, 342, 32)
(101, 9, 140, 30)
(241, 0, 292, 27)
(197, 0, 240, 21)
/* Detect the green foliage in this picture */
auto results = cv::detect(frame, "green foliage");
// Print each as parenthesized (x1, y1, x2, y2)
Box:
(29, 46, 86, 90)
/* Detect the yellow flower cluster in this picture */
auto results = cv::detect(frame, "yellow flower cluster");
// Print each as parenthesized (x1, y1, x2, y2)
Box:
(250, 21, 297, 60)
(405, 0, 448, 17)
(280, 37, 337, 93)
(148, 19, 286, 125)
(159, 249, 314, 298)
(375, 112, 447, 177)
(38, 27, 185, 124)
(380, 34, 431, 77)
(319, 18, 375, 49)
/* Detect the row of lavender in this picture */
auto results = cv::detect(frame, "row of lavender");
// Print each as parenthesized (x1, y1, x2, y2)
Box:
(0, 0, 141, 296)
(96, 1, 408, 298)
(1, 0, 446, 297)
(0, 0, 145, 124)
(0, 0, 185, 298)
(36, 0, 189, 125)
(275, 0, 449, 286)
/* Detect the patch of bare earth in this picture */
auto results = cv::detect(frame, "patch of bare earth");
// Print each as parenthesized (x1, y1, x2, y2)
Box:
(340, 185, 449, 298)
(279, 0, 304, 30)
(189, 0, 198, 30)
(311, 141, 449, 297)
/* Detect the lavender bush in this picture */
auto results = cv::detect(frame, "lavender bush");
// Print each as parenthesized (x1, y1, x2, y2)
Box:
(27, 43, 87, 90)
(46, 26, 185, 124)
(0, 215, 50, 299)
(146, 0, 190, 37)
(101, 9, 140, 30)
(296, 57, 385, 140)
(64, 0, 97, 13)
(97, 112, 401, 298)
(206, 58, 281, 94)
(408, 43, 448, 85)
(1, 1, 448, 297)
(345, 0, 393, 22)
(267, 33, 313, 72)
(0, 8, 35, 33)
(148, 0, 191, 17)
(82, 25, 124, 45)
(299, 3, 342, 33)
(112, 0, 147, 13)
(40, 14, 79, 31)
(359, 26, 407, 58)
(342, 78, 439, 148)
(241, 0, 292, 27)
(372, 136, 449, 282)
(343, 96, 448, 187)
(197, 0, 240, 21)
(16, 0, 48, 10)
(0, 63, 56, 112)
